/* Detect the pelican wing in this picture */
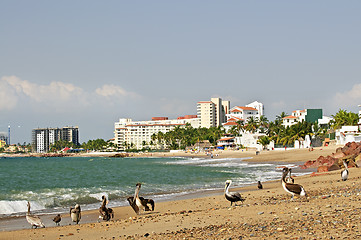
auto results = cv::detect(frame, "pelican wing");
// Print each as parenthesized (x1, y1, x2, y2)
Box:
(140, 197, 155, 211)
(127, 196, 140, 214)
(285, 183, 303, 195)
(26, 215, 44, 228)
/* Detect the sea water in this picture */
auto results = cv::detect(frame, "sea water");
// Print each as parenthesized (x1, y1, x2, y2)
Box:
(0, 156, 304, 217)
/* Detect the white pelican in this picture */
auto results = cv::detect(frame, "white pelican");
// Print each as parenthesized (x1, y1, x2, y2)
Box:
(26, 201, 45, 228)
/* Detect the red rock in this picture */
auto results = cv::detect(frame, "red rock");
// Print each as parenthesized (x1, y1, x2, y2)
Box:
(317, 166, 329, 172)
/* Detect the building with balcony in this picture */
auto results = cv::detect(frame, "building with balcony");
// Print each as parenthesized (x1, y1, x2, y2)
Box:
(32, 126, 79, 153)
(197, 97, 230, 128)
(114, 116, 198, 150)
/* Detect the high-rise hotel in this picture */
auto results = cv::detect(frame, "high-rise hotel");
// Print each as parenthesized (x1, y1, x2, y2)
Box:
(197, 97, 230, 128)
(32, 126, 79, 153)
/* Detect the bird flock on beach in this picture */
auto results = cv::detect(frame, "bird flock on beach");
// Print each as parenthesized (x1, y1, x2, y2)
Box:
(25, 161, 350, 228)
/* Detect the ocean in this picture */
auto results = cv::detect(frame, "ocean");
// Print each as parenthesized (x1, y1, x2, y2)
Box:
(0, 156, 305, 218)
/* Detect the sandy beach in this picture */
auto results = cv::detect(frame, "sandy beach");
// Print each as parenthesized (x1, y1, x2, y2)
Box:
(3, 145, 361, 239)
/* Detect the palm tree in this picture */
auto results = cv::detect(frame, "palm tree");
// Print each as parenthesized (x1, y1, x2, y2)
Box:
(275, 112, 288, 126)
(257, 136, 270, 150)
(245, 117, 259, 133)
(330, 109, 359, 129)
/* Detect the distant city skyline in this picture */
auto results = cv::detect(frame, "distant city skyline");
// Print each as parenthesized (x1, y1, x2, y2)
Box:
(1, 1, 361, 144)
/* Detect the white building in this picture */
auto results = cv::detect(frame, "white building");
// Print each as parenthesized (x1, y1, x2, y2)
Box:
(197, 97, 230, 128)
(246, 101, 264, 116)
(335, 126, 361, 145)
(114, 116, 199, 150)
(282, 109, 324, 128)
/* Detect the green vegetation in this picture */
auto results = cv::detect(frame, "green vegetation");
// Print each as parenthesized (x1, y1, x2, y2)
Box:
(330, 109, 359, 129)
(150, 124, 225, 150)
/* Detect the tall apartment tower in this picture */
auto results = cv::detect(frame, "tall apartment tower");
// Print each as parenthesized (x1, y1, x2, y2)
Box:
(32, 126, 79, 153)
(197, 97, 230, 128)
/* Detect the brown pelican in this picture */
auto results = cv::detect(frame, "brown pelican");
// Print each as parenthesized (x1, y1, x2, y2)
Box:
(285, 168, 295, 183)
(99, 195, 114, 221)
(52, 214, 61, 226)
(26, 201, 45, 228)
(281, 168, 306, 200)
(127, 183, 155, 214)
(224, 180, 245, 209)
(341, 160, 349, 181)
(70, 204, 81, 224)
(257, 181, 263, 189)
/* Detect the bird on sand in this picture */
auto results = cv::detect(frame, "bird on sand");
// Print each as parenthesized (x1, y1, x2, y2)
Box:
(99, 195, 114, 221)
(127, 183, 155, 215)
(26, 201, 45, 229)
(70, 204, 81, 224)
(281, 167, 307, 201)
(224, 180, 245, 209)
(52, 214, 61, 226)
(341, 160, 349, 181)
(257, 181, 263, 189)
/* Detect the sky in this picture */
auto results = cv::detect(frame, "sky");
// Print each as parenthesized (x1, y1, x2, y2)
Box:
(1, 1, 361, 144)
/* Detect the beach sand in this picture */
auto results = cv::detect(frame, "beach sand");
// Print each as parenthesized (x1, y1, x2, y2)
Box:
(3, 145, 361, 239)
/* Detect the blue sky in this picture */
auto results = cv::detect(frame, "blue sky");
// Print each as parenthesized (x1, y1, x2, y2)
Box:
(1, 1, 361, 144)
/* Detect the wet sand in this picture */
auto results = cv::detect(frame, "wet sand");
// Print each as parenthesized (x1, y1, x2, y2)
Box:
(2, 145, 355, 239)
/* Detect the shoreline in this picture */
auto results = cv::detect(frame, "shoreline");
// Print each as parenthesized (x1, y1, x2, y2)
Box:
(0, 145, 342, 238)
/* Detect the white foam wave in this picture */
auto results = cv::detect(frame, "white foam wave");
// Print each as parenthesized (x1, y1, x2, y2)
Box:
(0, 200, 45, 215)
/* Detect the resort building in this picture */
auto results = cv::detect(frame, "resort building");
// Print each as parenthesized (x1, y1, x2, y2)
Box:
(114, 116, 198, 150)
(282, 109, 323, 128)
(222, 101, 264, 133)
(32, 126, 79, 153)
(197, 98, 230, 128)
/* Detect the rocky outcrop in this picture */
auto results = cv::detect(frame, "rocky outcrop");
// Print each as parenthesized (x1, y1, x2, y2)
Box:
(110, 153, 129, 158)
(301, 142, 361, 172)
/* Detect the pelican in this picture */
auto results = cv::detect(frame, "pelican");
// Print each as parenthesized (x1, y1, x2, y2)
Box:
(26, 201, 45, 228)
(70, 204, 81, 224)
(52, 214, 61, 226)
(281, 168, 306, 201)
(127, 183, 155, 215)
(285, 168, 295, 183)
(99, 195, 114, 221)
(341, 160, 349, 181)
(224, 180, 245, 209)
(257, 181, 263, 189)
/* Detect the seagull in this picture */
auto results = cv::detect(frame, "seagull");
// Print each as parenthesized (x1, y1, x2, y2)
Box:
(224, 180, 245, 209)
(127, 183, 155, 215)
(52, 214, 61, 226)
(99, 195, 114, 221)
(257, 181, 263, 189)
(341, 160, 349, 181)
(281, 168, 306, 201)
(26, 201, 45, 229)
(70, 204, 81, 224)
